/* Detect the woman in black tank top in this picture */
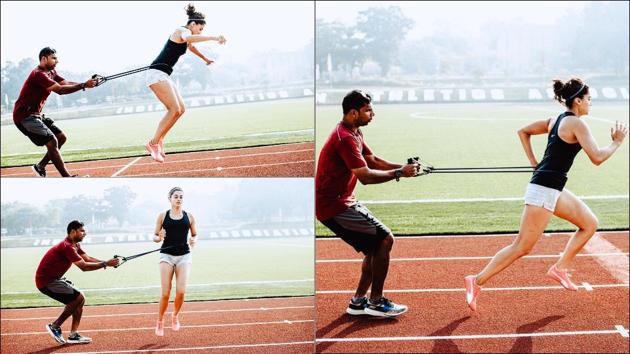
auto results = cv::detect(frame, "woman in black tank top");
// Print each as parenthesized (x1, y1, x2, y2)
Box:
(152, 187, 198, 336)
(144, 4, 226, 163)
(464, 78, 627, 311)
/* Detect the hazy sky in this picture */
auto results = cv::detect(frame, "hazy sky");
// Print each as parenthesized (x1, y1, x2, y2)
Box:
(1, 1, 313, 73)
(317, 1, 589, 39)
(0, 178, 310, 205)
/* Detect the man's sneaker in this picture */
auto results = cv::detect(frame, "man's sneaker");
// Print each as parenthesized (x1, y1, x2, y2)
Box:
(67, 332, 92, 344)
(547, 264, 578, 291)
(465, 275, 481, 311)
(364, 297, 408, 318)
(32, 164, 46, 177)
(45, 323, 65, 345)
(346, 296, 368, 315)
(155, 320, 164, 336)
(172, 315, 180, 331)
(145, 141, 164, 163)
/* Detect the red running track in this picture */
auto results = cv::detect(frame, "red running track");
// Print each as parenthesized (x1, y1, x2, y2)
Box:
(1, 296, 315, 353)
(315, 231, 630, 353)
(0, 142, 314, 178)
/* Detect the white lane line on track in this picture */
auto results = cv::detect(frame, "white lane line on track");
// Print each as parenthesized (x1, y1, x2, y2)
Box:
(1, 279, 315, 295)
(316, 327, 628, 343)
(316, 252, 629, 263)
(123, 160, 314, 177)
(615, 325, 629, 338)
(582, 282, 594, 291)
(0, 296, 312, 312)
(362, 195, 628, 204)
(62, 341, 314, 354)
(111, 156, 142, 177)
(584, 233, 630, 283)
(316, 283, 629, 294)
(1, 305, 315, 321)
(2, 319, 314, 336)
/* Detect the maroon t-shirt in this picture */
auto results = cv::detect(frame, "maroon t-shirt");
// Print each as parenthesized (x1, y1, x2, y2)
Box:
(35, 237, 85, 289)
(316, 122, 373, 221)
(13, 67, 64, 124)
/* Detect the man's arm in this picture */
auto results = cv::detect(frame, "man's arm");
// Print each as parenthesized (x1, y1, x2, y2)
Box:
(47, 79, 95, 95)
(352, 163, 417, 185)
(80, 253, 102, 263)
(74, 256, 119, 271)
(364, 154, 402, 170)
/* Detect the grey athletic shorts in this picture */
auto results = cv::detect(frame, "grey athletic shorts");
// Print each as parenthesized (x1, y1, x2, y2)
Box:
(321, 203, 391, 255)
(38, 278, 81, 304)
(15, 114, 62, 146)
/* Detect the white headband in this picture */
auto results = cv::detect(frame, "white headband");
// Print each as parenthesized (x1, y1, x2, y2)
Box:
(567, 84, 585, 100)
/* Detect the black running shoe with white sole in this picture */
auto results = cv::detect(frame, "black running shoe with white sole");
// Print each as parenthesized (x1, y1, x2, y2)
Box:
(46, 323, 65, 344)
(32, 164, 46, 177)
(346, 296, 368, 315)
(67, 332, 92, 344)
(365, 297, 408, 318)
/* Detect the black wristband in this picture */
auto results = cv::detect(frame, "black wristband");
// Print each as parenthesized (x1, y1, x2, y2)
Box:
(80, 83, 86, 91)
(394, 169, 402, 182)
(101, 261, 107, 269)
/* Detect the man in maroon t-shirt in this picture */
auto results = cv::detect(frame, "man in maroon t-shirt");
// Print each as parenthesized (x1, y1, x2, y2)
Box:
(13, 47, 96, 177)
(36, 220, 119, 345)
(316, 90, 420, 318)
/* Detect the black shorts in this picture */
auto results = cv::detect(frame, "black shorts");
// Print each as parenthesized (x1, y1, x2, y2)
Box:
(321, 203, 391, 255)
(15, 114, 62, 146)
(38, 278, 81, 304)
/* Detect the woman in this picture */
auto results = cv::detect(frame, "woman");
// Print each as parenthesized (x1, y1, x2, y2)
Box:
(145, 3, 226, 163)
(465, 78, 628, 311)
(153, 187, 197, 336)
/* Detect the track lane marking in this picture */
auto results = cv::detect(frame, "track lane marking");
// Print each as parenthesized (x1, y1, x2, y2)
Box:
(317, 252, 629, 263)
(111, 156, 142, 177)
(123, 160, 314, 177)
(316, 283, 629, 294)
(62, 341, 314, 353)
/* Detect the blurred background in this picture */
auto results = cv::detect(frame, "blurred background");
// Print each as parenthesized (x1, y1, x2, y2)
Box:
(1, 178, 314, 307)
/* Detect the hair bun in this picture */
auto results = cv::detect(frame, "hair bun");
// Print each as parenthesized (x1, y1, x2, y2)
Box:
(186, 3, 196, 17)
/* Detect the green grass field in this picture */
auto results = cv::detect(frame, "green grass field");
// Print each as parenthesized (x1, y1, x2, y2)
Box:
(0, 98, 313, 166)
(316, 101, 629, 235)
(0, 238, 314, 308)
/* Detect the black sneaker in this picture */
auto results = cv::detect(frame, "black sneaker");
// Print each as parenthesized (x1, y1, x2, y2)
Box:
(45, 323, 65, 344)
(32, 164, 46, 177)
(365, 297, 408, 318)
(346, 296, 368, 315)
(67, 332, 92, 344)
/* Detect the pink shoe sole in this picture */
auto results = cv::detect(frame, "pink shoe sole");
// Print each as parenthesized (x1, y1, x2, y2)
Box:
(145, 142, 164, 163)
(155, 321, 164, 336)
(172, 317, 180, 331)
(465, 275, 481, 311)
(547, 265, 578, 291)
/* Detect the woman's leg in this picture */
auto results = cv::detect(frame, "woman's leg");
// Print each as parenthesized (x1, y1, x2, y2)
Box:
(158, 262, 175, 321)
(553, 189, 599, 270)
(158, 87, 186, 148)
(172, 261, 192, 317)
(475, 204, 553, 285)
(148, 81, 184, 146)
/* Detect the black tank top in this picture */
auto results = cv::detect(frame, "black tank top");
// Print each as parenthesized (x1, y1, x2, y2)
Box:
(530, 112, 583, 191)
(161, 210, 190, 256)
(151, 32, 188, 75)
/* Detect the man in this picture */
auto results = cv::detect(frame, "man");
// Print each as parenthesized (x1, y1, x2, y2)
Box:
(36, 220, 119, 345)
(13, 47, 96, 177)
(315, 90, 420, 318)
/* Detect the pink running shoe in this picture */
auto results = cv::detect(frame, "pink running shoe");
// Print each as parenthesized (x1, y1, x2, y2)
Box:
(547, 264, 578, 291)
(145, 141, 164, 163)
(465, 275, 481, 311)
(159, 141, 166, 159)
(172, 315, 180, 331)
(155, 320, 164, 336)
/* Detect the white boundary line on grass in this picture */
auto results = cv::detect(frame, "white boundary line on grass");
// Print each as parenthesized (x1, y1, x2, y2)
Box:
(2, 319, 315, 336)
(316, 326, 630, 343)
(361, 194, 628, 204)
(62, 341, 314, 354)
(1, 305, 315, 322)
(316, 252, 629, 263)
(316, 283, 629, 294)
(1, 279, 314, 295)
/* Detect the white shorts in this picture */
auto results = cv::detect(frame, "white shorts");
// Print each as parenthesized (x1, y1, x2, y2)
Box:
(159, 252, 192, 267)
(145, 69, 172, 87)
(524, 183, 562, 212)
